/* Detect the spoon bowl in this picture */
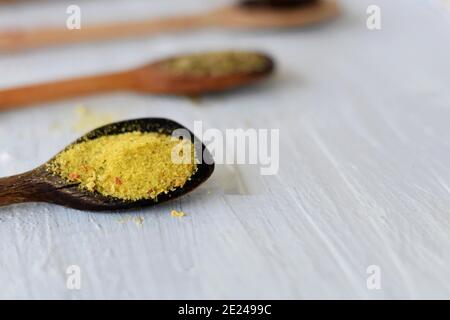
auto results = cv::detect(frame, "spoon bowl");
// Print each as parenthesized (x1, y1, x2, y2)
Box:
(0, 118, 215, 211)
(134, 51, 275, 95)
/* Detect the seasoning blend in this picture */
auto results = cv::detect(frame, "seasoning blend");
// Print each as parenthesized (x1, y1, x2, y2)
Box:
(158, 51, 272, 77)
(47, 131, 197, 202)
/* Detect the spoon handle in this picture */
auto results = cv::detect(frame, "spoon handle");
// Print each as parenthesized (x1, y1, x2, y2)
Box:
(0, 71, 134, 111)
(0, 172, 35, 207)
(0, 14, 210, 52)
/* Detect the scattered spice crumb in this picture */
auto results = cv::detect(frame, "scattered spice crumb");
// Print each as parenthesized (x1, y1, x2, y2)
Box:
(72, 105, 117, 132)
(117, 217, 128, 224)
(117, 215, 144, 227)
(134, 216, 144, 227)
(171, 210, 186, 218)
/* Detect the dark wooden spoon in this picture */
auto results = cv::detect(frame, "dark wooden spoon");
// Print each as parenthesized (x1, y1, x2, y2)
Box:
(0, 50, 275, 111)
(0, 118, 215, 212)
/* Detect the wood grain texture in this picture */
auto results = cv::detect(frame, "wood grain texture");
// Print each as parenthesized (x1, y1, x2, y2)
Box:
(0, 0, 449, 299)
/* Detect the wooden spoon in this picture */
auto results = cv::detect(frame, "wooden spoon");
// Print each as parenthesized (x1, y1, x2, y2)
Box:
(0, 50, 275, 111)
(0, 118, 215, 212)
(0, 0, 339, 52)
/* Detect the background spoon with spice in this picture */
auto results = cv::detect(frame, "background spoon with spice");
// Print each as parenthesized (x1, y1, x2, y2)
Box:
(0, 50, 275, 111)
(0, 118, 215, 212)
(0, 0, 339, 52)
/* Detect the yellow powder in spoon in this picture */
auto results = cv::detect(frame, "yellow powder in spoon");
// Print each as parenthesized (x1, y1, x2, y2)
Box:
(47, 131, 197, 201)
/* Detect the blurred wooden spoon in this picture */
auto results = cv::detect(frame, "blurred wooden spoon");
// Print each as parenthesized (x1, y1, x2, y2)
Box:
(0, 0, 339, 52)
(0, 50, 275, 111)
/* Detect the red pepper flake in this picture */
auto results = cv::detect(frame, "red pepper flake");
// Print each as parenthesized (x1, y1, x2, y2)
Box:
(69, 172, 80, 180)
(114, 177, 123, 186)
(147, 188, 155, 197)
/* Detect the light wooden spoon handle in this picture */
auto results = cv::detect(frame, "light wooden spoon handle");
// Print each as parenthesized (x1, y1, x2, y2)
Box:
(0, 71, 134, 111)
(0, 13, 211, 52)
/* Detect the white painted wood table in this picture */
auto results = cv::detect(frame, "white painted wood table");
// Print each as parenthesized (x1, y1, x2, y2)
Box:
(1, 0, 450, 299)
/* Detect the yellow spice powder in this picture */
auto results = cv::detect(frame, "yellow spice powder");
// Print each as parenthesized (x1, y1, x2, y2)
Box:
(47, 131, 197, 201)
(171, 210, 186, 218)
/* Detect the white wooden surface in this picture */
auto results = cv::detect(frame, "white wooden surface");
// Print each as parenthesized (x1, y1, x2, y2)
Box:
(1, 0, 450, 299)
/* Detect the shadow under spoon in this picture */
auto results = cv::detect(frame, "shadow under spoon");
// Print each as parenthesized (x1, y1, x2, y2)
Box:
(0, 118, 215, 212)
